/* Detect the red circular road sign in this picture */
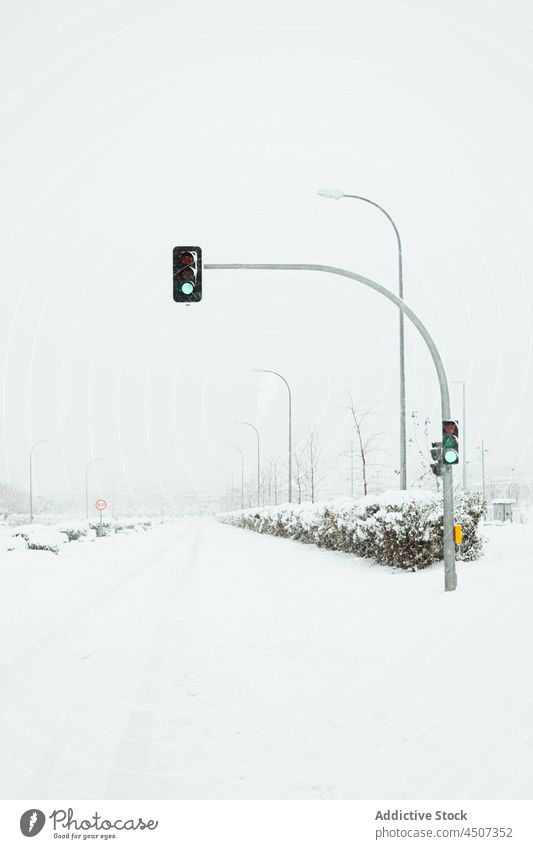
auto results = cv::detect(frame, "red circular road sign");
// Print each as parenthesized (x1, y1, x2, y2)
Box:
(95, 499, 107, 511)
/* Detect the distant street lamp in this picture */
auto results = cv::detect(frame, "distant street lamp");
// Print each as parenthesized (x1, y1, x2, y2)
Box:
(225, 445, 244, 509)
(235, 422, 260, 506)
(29, 439, 51, 523)
(252, 368, 292, 502)
(85, 457, 103, 519)
(452, 380, 467, 491)
(318, 188, 407, 490)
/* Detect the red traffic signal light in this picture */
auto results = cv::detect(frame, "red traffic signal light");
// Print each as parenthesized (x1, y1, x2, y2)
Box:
(178, 251, 195, 266)
(173, 247, 202, 302)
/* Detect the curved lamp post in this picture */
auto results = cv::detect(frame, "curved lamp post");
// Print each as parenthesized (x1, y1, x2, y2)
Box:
(85, 457, 103, 519)
(318, 188, 407, 490)
(252, 368, 292, 503)
(235, 421, 260, 507)
(209, 262, 456, 592)
(29, 439, 51, 523)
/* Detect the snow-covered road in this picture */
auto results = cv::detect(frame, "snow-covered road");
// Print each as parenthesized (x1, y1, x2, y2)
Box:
(0, 518, 531, 799)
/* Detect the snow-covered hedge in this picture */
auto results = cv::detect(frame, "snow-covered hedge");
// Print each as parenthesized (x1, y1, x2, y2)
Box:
(88, 518, 152, 537)
(12, 525, 68, 554)
(55, 520, 94, 542)
(0, 516, 155, 556)
(218, 490, 485, 570)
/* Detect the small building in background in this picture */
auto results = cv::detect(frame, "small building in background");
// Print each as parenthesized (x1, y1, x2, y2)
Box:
(491, 498, 515, 523)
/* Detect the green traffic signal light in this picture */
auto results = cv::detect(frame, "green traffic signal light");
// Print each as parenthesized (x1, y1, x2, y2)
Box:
(181, 282, 194, 294)
(442, 421, 459, 465)
(443, 446, 459, 464)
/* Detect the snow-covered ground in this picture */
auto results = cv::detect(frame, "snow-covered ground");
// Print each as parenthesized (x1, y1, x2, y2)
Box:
(0, 517, 531, 800)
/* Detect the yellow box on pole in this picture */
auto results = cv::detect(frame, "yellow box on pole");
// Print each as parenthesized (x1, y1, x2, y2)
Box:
(454, 524, 463, 544)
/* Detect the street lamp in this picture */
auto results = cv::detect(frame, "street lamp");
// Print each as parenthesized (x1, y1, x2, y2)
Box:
(252, 368, 292, 502)
(85, 457, 103, 519)
(318, 187, 407, 490)
(452, 380, 467, 491)
(29, 439, 51, 523)
(235, 421, 260, 507)
(225, 445, 244, 509)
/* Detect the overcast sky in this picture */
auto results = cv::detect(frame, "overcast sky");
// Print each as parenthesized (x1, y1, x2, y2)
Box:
(1, 0, 532, 507)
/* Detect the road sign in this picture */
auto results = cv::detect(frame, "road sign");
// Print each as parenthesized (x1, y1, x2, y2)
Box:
(95, 499, 107, 511)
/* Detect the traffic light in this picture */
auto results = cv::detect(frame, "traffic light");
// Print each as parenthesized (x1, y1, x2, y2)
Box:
(442, 420, 459, 465)
(173, 246, 202, 303)
(430, 441, 443, 477)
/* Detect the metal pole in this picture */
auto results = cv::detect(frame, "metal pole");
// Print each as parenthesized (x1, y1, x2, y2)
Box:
(462, 381, 467, 492)
(211, 262, 456, 591)
(29, 452, 33, 523)
(481, 441, 486, 502)
(235, 422, 260, 507)
(452, 380, 467, 491)
(85, 457, 103, 520)
(29, 440, 50, 523)
(253, 369, 292, 502)
(319, 192, 407, 490)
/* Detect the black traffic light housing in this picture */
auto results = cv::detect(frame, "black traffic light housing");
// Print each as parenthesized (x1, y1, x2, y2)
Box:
(173, 246, 202, 303)
(430, 441, 443, 477)
(442, 420, 459, 465)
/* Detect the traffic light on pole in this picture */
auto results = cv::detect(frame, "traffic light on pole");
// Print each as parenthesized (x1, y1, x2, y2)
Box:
(173, 246, 202, 303)
(430, 441, 443, 477)
(442, 420, 459, 465)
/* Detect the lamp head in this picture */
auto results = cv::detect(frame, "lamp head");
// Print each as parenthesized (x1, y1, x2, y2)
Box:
(318, 188, 345, 200)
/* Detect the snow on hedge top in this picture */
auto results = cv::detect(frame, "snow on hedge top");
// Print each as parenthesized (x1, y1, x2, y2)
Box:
(220, 490, 442, 521)
(13, 526, 68, 545)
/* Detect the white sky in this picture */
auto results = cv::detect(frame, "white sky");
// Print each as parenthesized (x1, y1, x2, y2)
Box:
(1, 0, 532, 506)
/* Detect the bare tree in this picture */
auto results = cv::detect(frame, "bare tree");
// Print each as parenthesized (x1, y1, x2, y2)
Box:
(291, 429, 326, 504)
(244, 478, 256, 509)
(305, 429, 321, 503)
(293, 445, 306, 504)
(0, 481, 27, 518)
(487, 480, 499, 502)
(409, 409, 440, 491)
(268, 459, 280, 506)
(345, 395, 385, 496)
(264, 458, 280, 506)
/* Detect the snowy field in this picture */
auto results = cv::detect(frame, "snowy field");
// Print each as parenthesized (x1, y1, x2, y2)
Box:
(0, 517, 531, 800)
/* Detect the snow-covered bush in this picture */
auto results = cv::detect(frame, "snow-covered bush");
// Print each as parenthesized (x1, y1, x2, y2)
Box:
(0, 532, 28, 552)
(55, 520, 93, 542)
(218, 490, 485, 570)
(89, 521, 116, 538)
(5, 513, 30, 527)
(12, 525, 68, 554)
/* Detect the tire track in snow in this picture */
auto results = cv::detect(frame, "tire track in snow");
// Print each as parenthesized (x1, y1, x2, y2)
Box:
(0, 522, 190, 683)
(103, 522, 202, 798)
(0, 522, 192, 798)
